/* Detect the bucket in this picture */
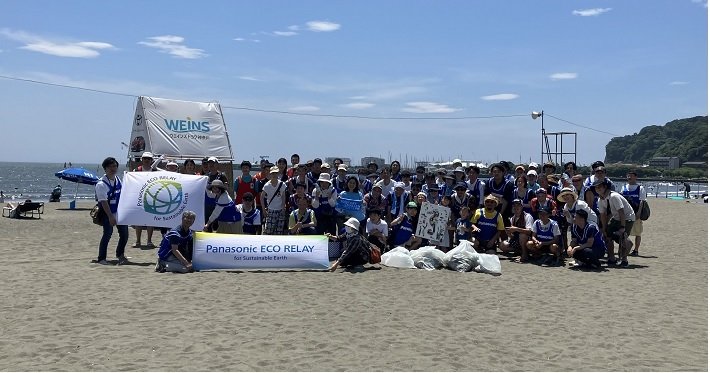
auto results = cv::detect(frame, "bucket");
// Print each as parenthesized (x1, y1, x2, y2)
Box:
(69, 200, 76, 210)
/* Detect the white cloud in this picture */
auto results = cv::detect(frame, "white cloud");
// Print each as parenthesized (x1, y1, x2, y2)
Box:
(343, 102, 375, 109)
(273, 31, 298, 37)
(670, 81, 689, 85)
(138, 35, 206, 59)
(550, 72, 578, 80)
(306, 21, 341, 32)
(572, 8, 612, 16)
(361, 86, 427, 100)
(480, 93, 519, 101)
(290, 105, 320, 112)
(0, 28, 115, 58)
(233, 37, 245, 41)
(288, 25, 301, 31)
(238, 76, 261, 81)
(402, 101, 461, 114)
(691, 0, 708, 8)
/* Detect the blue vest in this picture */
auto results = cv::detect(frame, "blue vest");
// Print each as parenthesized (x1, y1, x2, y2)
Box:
(291, 209, 314, 225)
(475, 208, 499, 242)
(315, 189, 335, 215)
(241, 208, 260, 234)
(216, 199, 242, 223)
(534, 220, 557, 242)
(393, 216, 415, 246)
(621, 184, 641, 208)
(97, 177, 122, 214)
(157, 226, 193, 260)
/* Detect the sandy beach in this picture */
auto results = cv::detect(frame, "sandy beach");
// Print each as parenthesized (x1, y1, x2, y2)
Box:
(0, 198, 706, 371)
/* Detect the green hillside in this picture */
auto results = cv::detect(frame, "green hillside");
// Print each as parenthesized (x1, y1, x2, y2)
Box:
(605, 116, 708, 164)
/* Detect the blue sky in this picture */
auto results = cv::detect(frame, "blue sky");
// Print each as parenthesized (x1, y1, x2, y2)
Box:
(0, 0, 707, 167)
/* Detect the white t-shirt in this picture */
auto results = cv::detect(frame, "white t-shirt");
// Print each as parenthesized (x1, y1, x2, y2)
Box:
(262, 181, 286, 211)
(366, 219, 389, 237)
(598, 191, 636, 222)
(375, 179, 395, 198)
(95, 175, 120, 203)
(509, 212, 534, 230)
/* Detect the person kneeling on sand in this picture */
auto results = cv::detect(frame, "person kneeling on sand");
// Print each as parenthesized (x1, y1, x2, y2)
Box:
(155, 211, 196, 273)
(567, 209, 607, 269)
(327, 218, 373, 271)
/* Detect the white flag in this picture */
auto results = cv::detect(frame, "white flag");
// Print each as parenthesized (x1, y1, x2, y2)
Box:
(117, 171, 208, 231)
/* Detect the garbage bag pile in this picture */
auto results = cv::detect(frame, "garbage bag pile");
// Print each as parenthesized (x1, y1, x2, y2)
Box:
(380, 240, 501, 276)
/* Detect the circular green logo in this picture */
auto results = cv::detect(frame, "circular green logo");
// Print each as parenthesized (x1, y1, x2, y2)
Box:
(143, 180, 183, 215)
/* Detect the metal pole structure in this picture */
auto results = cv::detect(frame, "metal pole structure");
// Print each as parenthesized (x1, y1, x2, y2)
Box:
(540, 110, 545, 166)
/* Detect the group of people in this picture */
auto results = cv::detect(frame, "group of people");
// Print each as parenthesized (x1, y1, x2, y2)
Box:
(94, 152, 647, 272)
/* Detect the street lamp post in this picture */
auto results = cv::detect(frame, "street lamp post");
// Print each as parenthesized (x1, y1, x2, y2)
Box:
(531, 111, 544, 164)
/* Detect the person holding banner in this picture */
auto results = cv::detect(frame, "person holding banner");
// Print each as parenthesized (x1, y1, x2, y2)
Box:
(155, 211, 196, 273)
(288, 196, 318, 235)
(336, 176, 365, 229)
(133, 152, 156, 248)
(205, 180, 242, 234)
(237, 192, 261, 235)
(95, 157, 128, 265)
(328, 218, 373, 271)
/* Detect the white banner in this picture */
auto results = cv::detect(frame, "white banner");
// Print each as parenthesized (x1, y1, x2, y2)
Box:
(415, 202, 451, 242)
(192, 233, 330, 270)
(129, 96, 234, 161)
(117, 171, 208, 231)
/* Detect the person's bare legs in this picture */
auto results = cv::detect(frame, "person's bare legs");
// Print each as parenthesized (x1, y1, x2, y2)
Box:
(146, 227, 155, 246)
(134, 226, 143, 247)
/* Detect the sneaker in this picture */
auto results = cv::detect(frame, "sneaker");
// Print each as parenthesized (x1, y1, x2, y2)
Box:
(630, 250, 639, 257)
(607, 258, 617, 266)
(619, 260, 629, 267)
(146, 242, 156, 249)
(117, 256, 129, 265)
(154, 261, 165, 273)
(97, 259, 109, 265)
(132, 242, 141, 248)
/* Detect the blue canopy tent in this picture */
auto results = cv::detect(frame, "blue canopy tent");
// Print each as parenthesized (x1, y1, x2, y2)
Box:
(54, 168, 100, 209)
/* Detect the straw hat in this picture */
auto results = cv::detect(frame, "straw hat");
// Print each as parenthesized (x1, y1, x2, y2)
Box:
(556, 187, 578, 202)
(484, 194, 499, 206)
(209, 180, 227, 190)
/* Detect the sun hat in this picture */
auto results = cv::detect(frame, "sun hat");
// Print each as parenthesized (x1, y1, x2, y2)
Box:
(141, 151, 154, 159)
(527, 170, 538, 177)
(484, 194, 499, 206)
(337, 164, 347, 171)
(208, 156, 219, 163)
(394, 182, 405, 190)
(452, 158, 462, 165)
(407, 201, 418, 209)
(269, 166, 280, 174)
(556, 187, 578, 202)
(317, 173, 332, 184)
(515, 165, 525, 172)
(528, 162, 539, 169)
(535, 188, 547, 195)
(210, 180, 227, 190)
(454, 166, 466, 174)
(547, 175, 560, 185)
(321, 163, 331, 169)
(343, 217, 360, 230)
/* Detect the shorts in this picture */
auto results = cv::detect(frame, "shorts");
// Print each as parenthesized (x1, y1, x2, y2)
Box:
(629, 219, 643, 236)
(607, 219, 634, 244)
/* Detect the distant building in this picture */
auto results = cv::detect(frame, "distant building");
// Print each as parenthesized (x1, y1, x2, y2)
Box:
(361, 157, 386, 169)
(682, 161, 708, 169)
(325, 157, 351, 167)
(648, 157, 681, 169)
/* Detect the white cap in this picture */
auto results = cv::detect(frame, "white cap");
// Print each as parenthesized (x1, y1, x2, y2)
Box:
(528, 162, 539, 169)
(527, 170, 538, 176)
(208, 156, 219, 163)
(141, 151, 154, 159)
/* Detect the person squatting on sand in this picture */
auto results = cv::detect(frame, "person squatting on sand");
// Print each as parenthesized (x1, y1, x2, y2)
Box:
(95, 157, 128, 265)
(567, 209, 607, 269)
(327, 218, 373, 271)
(594, 177, 636, 267)
(155, 211, 196, 273)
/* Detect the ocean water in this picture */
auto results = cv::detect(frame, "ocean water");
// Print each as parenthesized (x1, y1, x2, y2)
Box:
(0, 162, 128, 202)
(0, 162, 706, 202)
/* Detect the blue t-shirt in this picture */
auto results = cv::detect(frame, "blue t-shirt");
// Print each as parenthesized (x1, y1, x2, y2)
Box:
(455, 218, 472, 241)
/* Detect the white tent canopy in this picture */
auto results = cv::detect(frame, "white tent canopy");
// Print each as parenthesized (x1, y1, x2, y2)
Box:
(128, 96, 234, 162)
